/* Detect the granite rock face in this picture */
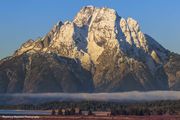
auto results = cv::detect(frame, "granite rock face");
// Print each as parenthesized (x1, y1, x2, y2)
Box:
(0, 6, 179, 93)
(0, 53, 94, 93)
(164, 53, 180, 90)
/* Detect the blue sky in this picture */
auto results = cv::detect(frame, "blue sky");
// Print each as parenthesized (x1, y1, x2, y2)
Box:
(0, 0, 180, 59)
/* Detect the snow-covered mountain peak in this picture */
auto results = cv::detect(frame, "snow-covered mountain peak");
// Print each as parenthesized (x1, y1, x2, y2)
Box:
(73, 6, 117, 27)
(73, 6, 95, 27)
(14, 6, 169, 68)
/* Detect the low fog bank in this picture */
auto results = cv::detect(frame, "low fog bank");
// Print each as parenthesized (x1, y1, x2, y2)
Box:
(0, 91, 180, 105)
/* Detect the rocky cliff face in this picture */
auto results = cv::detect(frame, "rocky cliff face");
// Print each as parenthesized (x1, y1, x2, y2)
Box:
(0, 6, 180, 93)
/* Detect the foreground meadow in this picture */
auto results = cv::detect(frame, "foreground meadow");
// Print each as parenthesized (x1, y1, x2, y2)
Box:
(1, 115, 180, 120)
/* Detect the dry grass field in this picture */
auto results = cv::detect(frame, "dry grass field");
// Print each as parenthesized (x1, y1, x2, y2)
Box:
(1, 115, 180, 120)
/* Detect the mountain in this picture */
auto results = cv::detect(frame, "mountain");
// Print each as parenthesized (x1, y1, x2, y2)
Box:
(0, 6, 180, 93)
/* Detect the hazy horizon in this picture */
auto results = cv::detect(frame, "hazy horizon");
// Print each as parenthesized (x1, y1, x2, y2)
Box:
(0, 0, 180, 59)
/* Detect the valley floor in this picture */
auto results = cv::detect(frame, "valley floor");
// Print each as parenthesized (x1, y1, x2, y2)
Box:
(1, 115, 180, 120)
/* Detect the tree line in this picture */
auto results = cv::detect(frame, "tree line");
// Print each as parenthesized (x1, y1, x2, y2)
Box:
(0, 100, 179, 116)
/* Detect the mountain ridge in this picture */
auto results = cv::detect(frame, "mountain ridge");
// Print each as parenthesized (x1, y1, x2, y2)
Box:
(0, 6, 180, 93)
